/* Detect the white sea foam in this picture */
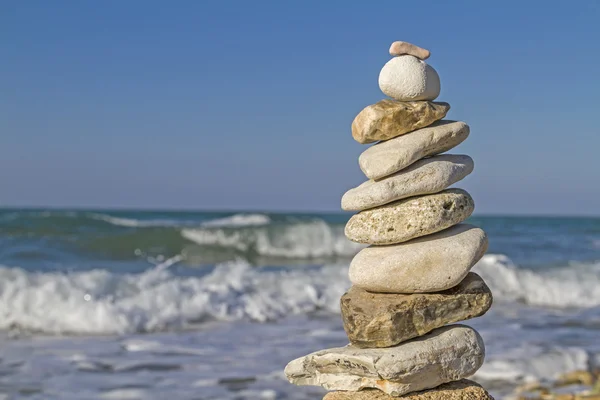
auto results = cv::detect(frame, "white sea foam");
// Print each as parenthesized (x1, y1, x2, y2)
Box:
(0, 260, 349, 335)
(475, 344, 593, 391)
(474, 254, 600, 308)
(89, 213, 185, 228)
(182, 220, 364, 258)
(1, 254, 599, 335)
(90, 212, 272, 229)
(201, 213, 272, 227)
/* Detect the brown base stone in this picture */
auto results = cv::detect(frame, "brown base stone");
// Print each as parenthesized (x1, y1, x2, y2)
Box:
(341, 272, 493, 348)
(323, 379, 494, 399)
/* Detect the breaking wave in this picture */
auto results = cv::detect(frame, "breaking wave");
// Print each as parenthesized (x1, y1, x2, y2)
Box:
(474, 254, 600, 308)
(2, 211, 361, 262)
(200, 213, 272, 227)
(1, 254, 600, 335)
(181, 220, 363, 259)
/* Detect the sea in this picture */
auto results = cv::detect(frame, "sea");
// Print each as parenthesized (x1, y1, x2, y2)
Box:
(0, 209, 599, 399)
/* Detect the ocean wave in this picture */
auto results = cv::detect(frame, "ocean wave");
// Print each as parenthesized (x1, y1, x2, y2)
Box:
(201, 213, 272, 228)
(89, 213, 188, 228)
(89, 212, 273, 229)
(474, 254, 600, 308)
(1, 253, 599, 335)
(476, 344, 592, 385)
(86, 213, 361, 261)
(182, 220, 364, 259)
(0, 259, 348, 335)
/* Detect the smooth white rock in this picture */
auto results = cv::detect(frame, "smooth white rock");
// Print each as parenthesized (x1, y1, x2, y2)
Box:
(359, 121, 470, 180)
(285, 325, 485, 397)
(378, 56, 440, 101)
(342, 154, 473, 211)
(349, 224, 488, 293)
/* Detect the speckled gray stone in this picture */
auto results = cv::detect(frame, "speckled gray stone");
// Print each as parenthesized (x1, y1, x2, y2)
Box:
(344, 189, 474, 245)
(341, 273, 492, 348)
(342, 155, 473, 211)
(359, 121, 470, 180)
(349, 224, 488, 293)
(284, 325, 485, 397)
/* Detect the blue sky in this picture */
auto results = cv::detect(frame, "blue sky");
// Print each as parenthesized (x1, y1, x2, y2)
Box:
(1, 1, 599, 215)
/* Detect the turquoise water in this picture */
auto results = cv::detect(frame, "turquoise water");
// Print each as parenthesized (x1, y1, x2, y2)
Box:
(2, 209, 599, 271)
(0, 209, 599, 399)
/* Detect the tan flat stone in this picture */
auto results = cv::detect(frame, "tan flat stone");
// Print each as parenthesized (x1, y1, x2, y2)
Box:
(352, 100, 450, 144)
(359, 121, 470, 180)
(349, 224, 488, 293)
(341, 273, 492, 348)
(388, 41, 430, 60)
(323, 379, 494, 399)
(342, 154, 473, 211)
(285, 325, 485, 397)
(344, 189, 474, 245)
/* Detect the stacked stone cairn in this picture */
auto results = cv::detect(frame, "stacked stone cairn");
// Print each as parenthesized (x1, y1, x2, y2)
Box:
(285, 41, 495, 399)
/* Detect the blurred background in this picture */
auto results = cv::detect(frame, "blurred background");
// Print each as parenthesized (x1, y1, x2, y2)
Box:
(1, 1, 599, 399)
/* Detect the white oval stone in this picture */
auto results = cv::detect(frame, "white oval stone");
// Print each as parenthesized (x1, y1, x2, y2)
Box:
(359, 120, 470, 180)
(342, 154, 474, 211)
(349, 224, 488, 293)
(379, 55, 441, 101)
(284, 324, 485, 397)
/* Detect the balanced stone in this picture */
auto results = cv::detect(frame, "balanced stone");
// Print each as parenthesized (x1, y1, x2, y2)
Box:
(352, 100, 450, 144)
(284, 325, 485, 397)
(379, 56, 440, 101)
(344, 189, 474, 245)
(388, 41, 430, 60)
(323, 380, 495, 400)
(341, 273, 492, 348)
(359, 121, 470, 180)
(342, 154, 473, 211)
(349, 224, 488, 293)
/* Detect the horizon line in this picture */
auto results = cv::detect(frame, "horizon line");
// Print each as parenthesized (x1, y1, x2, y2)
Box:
(0, 205, 598, 219)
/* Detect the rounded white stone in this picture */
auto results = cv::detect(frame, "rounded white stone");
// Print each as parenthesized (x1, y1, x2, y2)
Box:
(349, 224, 489, 293)
(378, 55, 441, 101)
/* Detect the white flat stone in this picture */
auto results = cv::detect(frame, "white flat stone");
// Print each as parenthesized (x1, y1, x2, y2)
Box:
(349, 224, 488, 293)
(379, 56, 440, 101)
(342, 154, 473, 211)
(359, 121, 470, 180)
(285, 325, 485, 397)
(345, 189, 474, 245)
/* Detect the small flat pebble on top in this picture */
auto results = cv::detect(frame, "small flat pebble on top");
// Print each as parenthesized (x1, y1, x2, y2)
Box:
(389, 41, 430, 60)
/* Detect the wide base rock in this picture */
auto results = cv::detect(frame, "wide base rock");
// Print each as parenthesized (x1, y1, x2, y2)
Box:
(323, 379, 494, 399)
(284, 325, 485, 397)
(341, 273, 492, 348)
